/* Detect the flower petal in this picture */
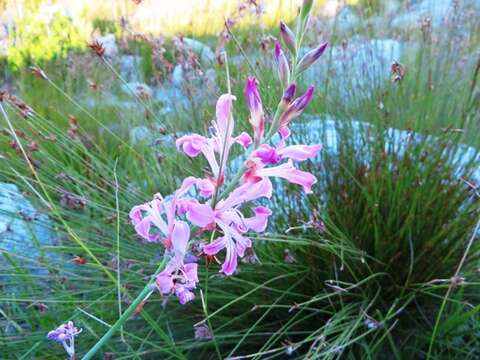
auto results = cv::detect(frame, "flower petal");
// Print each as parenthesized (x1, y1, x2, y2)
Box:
(244, 77, 265, 142)
(235, 132, 253, 149)
(221, 240, 238, 276)
(219, 178, 272, 210)
(258, 160, 317, 193)
(134, 216, 160, 242)
(203, 236, 227, 256)
(185, 200, 215, 227)
(217, 221, 251, 257)
(253, 144, 281, 164)
(176, 134, 207, 157)
(243, 206, 272, 232)
(171, 220, 190, 259)
(277, 144, 322, 161)
(196, 178, 216, 198)
(183, 263, 199, 283)
(156, 272, 174, 294)
(176, 287, 195, 304)
(215, 94, 236, 137)
(129, 205, 145, 224)
(175, 176, 197, 198)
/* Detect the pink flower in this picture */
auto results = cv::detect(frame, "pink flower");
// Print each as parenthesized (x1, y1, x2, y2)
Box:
(236, 206, 272, 233)
(47, 321, 82, 343)
(243, 158, 317, 194)
(176, 133, 206, 157)
(129, 196, 174, 244)
(196, 177, 217, 198)
(129, 177, 196, 248)
(155, 221, 199, 304)
(252, 127, 321, 165)
(245, 126, 320, 193)
(202, 204, 272, 276)
(176, 94, 252, 190)
(183, 179, 273, 275)
(236, 131, 253, 148)
(176, 135, 219, 178)
(244, 77, 265, 144)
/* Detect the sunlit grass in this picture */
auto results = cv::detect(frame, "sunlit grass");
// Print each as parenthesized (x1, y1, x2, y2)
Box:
(1, 0, 480, 359)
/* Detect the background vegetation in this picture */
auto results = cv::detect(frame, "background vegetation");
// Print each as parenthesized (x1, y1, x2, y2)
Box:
(1, 0, 480, 358)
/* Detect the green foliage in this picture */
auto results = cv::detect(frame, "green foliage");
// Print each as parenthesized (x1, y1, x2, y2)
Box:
(1, 2, 480, 359)
(91, 18, 119, 35)
(7, 11, 86, 69)
(139, 41, 153, 83)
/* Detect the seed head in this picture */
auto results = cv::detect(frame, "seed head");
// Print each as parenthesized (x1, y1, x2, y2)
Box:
(88, 40, 106, 57)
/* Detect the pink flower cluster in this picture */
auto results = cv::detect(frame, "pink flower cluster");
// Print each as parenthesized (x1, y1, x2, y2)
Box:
(129, 75, 321, 304)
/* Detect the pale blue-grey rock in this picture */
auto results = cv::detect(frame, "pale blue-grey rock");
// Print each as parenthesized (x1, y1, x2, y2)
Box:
(230, 114, 479, 186)
(0, 183, 61, 290)
(119, 55, 143, 82)
(290, 115, 480, 182)
(182, 37, 215, 65)
(129, 125, 153, 145)
(391, 0, 480, 30)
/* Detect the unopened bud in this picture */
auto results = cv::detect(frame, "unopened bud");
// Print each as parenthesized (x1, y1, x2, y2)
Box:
(279, 21, 296, 55)
(282, 83, 296, 104)
(280, 83, 297, 111)
(244, 76, 265, 143)
(274, 42, 290, 87)
(279, 85, 315, 128)
(297, 42, 328, 73)
(293, 85, 315, 112)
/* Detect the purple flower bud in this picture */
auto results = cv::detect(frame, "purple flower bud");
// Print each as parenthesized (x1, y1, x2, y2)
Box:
(279, 21, 296, 54)
(244, 76, 265, 143)
(278, 86, 315, 128)
(297, 42, 328, 73)
(274, 42, 290, 87)
(244, 76, 262, 115)
(292, 85, 315, 112)
(282, 83, 296, 104)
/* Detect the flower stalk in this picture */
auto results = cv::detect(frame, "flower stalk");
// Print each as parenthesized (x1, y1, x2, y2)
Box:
(81, 259, 166, 360)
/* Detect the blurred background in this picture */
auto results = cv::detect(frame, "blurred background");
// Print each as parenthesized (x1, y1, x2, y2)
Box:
(1, 0, 480, 359)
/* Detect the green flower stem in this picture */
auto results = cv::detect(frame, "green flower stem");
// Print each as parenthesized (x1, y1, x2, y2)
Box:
(263, 104, 284, 143)
(81, 259, 167, 360)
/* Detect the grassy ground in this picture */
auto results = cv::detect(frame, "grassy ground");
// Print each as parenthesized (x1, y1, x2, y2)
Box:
(1, 1, 480, 359)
